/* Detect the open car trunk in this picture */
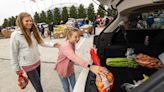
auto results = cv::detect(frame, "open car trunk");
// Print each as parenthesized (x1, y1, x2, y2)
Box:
(81, 0, 164, 92)
(85, 27, 164, 92)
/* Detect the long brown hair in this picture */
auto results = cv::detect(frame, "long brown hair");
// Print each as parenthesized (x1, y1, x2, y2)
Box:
(16, 12, 43, 47)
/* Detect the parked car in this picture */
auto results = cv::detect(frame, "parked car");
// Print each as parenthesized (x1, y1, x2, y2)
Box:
(65, 18, 75, 25)
(65, 18, 85, 27)
(73, 0, 164, 92)
(37, 22, 48, 28)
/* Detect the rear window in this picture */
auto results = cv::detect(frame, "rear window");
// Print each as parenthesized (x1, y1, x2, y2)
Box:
(127, 9, 164, 29)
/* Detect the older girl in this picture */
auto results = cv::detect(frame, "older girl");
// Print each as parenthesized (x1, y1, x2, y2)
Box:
(10, 12, 59, 92)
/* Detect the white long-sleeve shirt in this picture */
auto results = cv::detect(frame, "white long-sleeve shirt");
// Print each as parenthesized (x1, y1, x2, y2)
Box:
(10, 29, 54, 72)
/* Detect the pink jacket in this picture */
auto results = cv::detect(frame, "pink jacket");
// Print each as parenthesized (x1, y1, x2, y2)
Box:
(54, 41, 88, 77)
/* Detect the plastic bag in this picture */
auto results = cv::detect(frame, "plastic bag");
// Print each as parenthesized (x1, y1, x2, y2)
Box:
(17, 70, 29, 89)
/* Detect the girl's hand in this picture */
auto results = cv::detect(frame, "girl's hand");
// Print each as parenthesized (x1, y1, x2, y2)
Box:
(16, 69, 23, 75)
(89, 65, 109, 79)
(53, 43, 61, 48)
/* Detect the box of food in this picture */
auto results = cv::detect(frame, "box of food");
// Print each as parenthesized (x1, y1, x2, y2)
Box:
(1, 29, 14, 38)
(53, 31, 66, 39)
(79, 30, 84, 36)
(80, 25, 93, 34)
(0, 32, 3, 37)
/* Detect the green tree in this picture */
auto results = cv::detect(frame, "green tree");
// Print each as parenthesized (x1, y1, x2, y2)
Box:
(69, 5, 77, 18)
(8, 18, 12, 27)
(107, 8, 117, 17)
(34, 12, 40, 23)
(97, 4, 105, 18)
(78, 4, 86, 18)
(12, 16, 16, 26)
(87, 3, 95, 21)
(2, 18, 9, 28)
(40, 11, 47, 23)
(61, 7, 69, 23)
(8, 16, 16, 26)
(47, 10, 53, 24)
(53, 8, 61, 24)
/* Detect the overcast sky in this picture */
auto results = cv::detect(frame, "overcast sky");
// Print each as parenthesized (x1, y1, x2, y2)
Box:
(0, 0, 100, 25)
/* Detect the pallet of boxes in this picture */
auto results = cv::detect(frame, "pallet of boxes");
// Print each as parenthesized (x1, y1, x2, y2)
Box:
(0, 32, 2, 35)
(53, 25, 67, 39)
(80, 25, 94, 35)
(65, 25, 84, 36)
(0, 31, 3, 38)
(1, 28, 14, 38)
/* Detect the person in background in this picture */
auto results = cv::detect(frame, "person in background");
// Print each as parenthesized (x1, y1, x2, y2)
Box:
(54, 28, 109, 92)
(40, 24, 45, 38)
(146, 14, 154, 28)
(137, 20, 144, 29)
(73, 19, 80, 29)
(92, 16, 97, 35)
(37, 25, 41, 33)
(10, 12, 60, 92)
(48, 22, 54, 39)
(130, 20, 138, 28)
(96, 15, 103, 27)
(85, 17, 89, 24)
(105, 17, 110, 26)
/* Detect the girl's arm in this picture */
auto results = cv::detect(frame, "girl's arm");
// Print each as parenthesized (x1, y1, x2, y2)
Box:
(10, 34, 21, 72)
(40, 41, 60, 48)
(62, 44, 109, 78)
(62, 45, 88, 68)
(38, 33, 60, 48)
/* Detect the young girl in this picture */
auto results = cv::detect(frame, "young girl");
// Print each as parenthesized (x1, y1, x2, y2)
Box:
(55, 28, 108, 92)
(10, 12, 59, 92)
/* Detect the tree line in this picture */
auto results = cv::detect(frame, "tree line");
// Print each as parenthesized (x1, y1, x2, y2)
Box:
(2, 3, 116, 28)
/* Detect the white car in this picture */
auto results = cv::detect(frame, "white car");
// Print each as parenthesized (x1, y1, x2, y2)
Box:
(74, 0, 164, 92)
(37, 22, 48, 28)
(65, 18, 75, 25)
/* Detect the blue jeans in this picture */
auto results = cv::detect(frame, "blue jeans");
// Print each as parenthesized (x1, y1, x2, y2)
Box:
(58, 74, 76, 92)
(26, 66, 43, 92)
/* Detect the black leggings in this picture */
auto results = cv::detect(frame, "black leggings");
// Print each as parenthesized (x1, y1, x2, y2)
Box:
(26, 66, 43, 92)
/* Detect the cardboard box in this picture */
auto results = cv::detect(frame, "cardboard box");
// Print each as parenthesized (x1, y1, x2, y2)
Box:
(53, 31, 66, 39)
(1, 30, 13, 38)
(80, 25, 93, 34)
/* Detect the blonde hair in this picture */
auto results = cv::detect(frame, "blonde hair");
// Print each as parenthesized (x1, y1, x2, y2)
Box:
(16, 12, 43, 47)
(66, 28, 80, 40)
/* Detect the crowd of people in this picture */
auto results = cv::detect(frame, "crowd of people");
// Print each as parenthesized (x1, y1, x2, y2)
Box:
(129, 10, 164, 29)
(36, 15, 113, 39)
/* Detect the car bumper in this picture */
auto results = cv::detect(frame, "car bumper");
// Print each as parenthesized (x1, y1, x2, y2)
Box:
(73, 68, 89, 92)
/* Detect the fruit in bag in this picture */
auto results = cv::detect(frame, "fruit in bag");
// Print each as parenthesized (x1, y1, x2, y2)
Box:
(17, 70, 29, 89)
(90, 48, 114, 92)
(96, 72, 114, 92)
